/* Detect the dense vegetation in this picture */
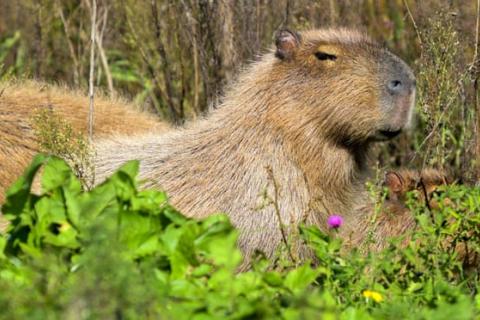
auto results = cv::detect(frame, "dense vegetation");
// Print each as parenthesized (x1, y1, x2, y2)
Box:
(1, 1, 480, 318)
(1, 155, 480, 319)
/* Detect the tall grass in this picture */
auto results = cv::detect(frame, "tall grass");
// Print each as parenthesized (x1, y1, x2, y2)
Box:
(0, 0, 478, 179)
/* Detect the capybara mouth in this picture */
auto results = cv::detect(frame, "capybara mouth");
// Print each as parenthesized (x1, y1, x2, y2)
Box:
(375, 129, 402, 140)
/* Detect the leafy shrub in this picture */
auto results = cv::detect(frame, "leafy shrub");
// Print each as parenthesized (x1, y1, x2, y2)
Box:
(1, 155, 479, 319)
(31, 108, 94, 189)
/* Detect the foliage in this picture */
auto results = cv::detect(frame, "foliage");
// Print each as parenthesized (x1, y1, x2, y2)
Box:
(413, 13, 473, 178)
(31, 108, 94, 189)
(1, 155, 480, 319)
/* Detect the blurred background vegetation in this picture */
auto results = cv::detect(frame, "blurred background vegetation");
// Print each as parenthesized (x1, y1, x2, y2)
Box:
(0, 0, 479, 181)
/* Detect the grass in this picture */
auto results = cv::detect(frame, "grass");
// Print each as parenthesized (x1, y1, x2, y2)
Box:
(1, 155, 480, 319)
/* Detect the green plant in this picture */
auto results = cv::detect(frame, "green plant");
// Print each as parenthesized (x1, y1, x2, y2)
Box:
(1, 155, 480, 319)
(0, 31, 25, 80)
(31, 108, 94, 189)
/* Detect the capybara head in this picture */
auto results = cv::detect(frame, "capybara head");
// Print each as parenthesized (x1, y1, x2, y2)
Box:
(384, 169, 452, 206)
(270, 28, 415, 144)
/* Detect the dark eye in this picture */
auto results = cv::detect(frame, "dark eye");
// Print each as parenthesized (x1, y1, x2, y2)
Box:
(315, 51, 337, 61)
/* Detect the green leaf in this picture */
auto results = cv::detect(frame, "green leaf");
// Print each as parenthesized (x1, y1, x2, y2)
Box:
(263, 271, 284, 287)
(407, 281, 424, 293)
(0, 235, 6, 260)
(43, 222, 80, 249)
(3, 154, 47, 216)
(284, 264, 319, 294)
(41, 156, 81, 193)
(131, 190, 167, 213)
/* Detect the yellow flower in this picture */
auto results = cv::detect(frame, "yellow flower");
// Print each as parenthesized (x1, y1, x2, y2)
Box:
(362, 290, 383, 303)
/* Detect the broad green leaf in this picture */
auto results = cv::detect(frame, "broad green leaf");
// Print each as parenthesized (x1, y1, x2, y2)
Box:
(263, 271, 284, 287)
(284, 264, 319, 293)
(41, 156, 81, 193)
(3, 154, 47, 216)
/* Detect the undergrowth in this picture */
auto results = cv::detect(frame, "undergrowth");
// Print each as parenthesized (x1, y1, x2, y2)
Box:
(31, 108, 94, 190)
(1, 155, 479, 319)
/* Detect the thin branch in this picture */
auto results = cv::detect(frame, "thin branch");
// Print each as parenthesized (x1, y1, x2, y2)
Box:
(180, 0, 200, 115)
(418, 177, 432, 213)
(471, 0, 480, 73)
(151, 0, 179, 123)
(403, 0, 423, 54)
(88, 0, 97, 142)
(329, 0, 337, 25)
(96, 6, 114, 97)
(473, 0, 480, 179)
(266, 166, 297, 264)
(283, 0, 291, 27)
(57, 4, 80, 86)
(125, 14, 169, 117)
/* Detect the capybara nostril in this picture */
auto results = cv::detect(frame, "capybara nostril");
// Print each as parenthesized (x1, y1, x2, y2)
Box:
(387, 79, 403, 94)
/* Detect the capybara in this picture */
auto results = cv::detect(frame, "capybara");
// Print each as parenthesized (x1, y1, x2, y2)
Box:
(367, 169, 479, 269)
(351, 168, 452, 252)
(0, 80, 170, 203)
(383, 168, 451, 207)
(94, 28, 416, 263)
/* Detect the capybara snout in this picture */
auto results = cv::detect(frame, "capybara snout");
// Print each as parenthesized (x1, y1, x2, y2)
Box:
(376, 51, 416, 139)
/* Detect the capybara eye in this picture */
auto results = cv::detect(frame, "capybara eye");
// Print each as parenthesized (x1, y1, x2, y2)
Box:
(314, 51, 337, 61)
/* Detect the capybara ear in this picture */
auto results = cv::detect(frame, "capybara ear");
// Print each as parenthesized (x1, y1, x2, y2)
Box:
(274, 29, 301, 61)
(384, 171, 405, 199)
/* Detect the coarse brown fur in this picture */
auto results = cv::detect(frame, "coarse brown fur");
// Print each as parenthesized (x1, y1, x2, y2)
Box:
(0, 80, 171, 203)
(94, 28, 416, 264)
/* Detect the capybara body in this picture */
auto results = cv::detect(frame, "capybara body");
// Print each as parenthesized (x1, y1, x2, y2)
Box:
(95, 28, 416, 262)
(0, 81, 170, 203)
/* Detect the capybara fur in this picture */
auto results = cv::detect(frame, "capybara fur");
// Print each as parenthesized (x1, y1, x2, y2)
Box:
(94, 28, 416, 264)
(0, 80, 170, 204)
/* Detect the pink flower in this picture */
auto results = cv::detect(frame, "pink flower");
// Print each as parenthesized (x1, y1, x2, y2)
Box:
(327, 215, 343, 229)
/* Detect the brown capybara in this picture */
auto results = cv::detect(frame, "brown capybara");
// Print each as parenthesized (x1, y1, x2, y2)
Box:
(383, 168, 451, 207)
(364, 169, 480, 269)
(352, 168, 452, 252)
(94, 28, 416, 264)
(0, 80, 171, 203)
